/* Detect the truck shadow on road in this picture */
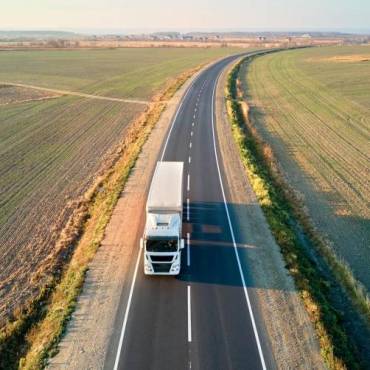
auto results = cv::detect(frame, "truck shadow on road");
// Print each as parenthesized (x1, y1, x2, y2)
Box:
(177, 201, 292, 291)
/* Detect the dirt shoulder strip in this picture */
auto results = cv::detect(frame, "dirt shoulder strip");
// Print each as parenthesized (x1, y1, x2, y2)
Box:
(0, 81, 149, 105)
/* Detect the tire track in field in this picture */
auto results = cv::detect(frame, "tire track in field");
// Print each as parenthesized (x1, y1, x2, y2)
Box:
(0, 81, 150, 105)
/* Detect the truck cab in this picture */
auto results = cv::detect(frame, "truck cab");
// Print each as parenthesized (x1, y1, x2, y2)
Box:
(142, 162, 184, 275)
(142, 213, 184, 274)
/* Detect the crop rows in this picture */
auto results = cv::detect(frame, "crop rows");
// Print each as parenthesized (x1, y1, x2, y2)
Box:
(0, 96, 144, 322)
(245, 46, 370, 289)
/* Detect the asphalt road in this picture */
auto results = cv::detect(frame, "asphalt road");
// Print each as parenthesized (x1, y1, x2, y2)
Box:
(105, 53, 271, 370)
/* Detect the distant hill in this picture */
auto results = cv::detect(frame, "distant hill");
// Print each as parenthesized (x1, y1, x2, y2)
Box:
(186, 31, 357, 38)
(0, 30, 81, 40)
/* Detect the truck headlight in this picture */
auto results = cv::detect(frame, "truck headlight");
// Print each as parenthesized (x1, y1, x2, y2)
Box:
(171, 261, 180, 271)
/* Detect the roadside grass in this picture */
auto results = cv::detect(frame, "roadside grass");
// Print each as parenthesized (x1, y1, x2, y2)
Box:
(0, 64, 203, 370)
(226, 58, 362, 369)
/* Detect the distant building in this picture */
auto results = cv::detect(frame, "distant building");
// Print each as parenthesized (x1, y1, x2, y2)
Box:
(151, 32, 181, 40)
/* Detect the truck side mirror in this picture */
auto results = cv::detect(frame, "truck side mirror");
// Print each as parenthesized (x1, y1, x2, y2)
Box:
(180, 239, 185, 249)
(140, 238, 144, 249)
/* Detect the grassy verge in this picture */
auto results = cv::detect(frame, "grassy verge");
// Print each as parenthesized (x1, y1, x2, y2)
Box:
(0, 64, 204, 370)
(226, 57, 363, 369)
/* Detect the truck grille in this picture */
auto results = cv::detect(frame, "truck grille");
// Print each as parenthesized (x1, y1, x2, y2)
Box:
(150, 255, 173, 262)
(152, 263, 171, 273)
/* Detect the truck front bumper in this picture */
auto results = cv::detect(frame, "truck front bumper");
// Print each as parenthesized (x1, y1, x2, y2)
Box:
(144, 261, 180, 275)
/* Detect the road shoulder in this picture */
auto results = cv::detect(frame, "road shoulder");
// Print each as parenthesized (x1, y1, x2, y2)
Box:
(215, 60, 324, 369)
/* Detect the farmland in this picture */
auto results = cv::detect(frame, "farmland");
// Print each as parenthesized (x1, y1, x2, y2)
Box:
(244, 46, 370, 290)
(0, 47, 240, 326)
(0, 47, 241, 99)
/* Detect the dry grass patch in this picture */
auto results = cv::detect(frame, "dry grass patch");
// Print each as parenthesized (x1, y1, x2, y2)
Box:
(319, 55, 370, 63)
(0, 85, 59, 105)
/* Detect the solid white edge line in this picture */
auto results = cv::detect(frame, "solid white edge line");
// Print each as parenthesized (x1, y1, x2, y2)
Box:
(113, 63, 205, 370)
(112, 241, 143, 370)
(187, 232, 191, 266)
(210, 70, 267, 370)
(187, 174, 190, 192)
(187, 285, 192, 342)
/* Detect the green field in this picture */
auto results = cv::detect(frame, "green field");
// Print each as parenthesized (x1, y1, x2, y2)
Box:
(0, 47, 241, 99)
(0, 47, 240, 325)
(245, 45, 370, 289)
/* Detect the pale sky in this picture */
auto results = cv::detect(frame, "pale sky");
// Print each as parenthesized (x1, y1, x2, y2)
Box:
(1, 0, 369, 32)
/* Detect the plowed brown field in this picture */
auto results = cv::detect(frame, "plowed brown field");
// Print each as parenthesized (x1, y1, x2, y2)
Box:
(0, 96, 144, 322)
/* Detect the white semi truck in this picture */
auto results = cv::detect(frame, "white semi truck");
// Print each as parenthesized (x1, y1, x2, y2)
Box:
(141, 161, 184, 275)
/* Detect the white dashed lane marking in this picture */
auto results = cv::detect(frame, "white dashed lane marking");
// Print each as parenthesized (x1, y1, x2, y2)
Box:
(187, 285, 192, 342)
(187, 198, 190, 221)
(187, 233, 191, 267)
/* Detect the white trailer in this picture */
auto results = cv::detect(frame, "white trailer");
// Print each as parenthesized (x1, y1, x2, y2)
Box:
(141, 161, 184, 275)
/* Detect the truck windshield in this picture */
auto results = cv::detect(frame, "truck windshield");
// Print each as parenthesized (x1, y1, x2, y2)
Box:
(146, 238, 178, 252)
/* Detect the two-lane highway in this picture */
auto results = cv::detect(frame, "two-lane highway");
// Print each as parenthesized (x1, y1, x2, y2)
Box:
(105, 54, 270, 370)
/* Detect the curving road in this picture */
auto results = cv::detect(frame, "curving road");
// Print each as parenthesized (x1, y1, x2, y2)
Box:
(104, 53, 272, 370)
